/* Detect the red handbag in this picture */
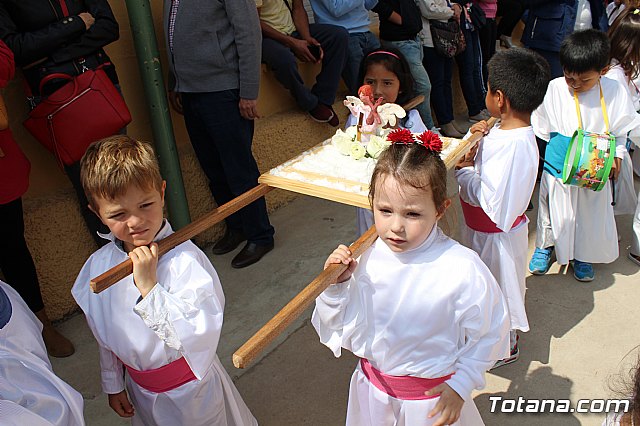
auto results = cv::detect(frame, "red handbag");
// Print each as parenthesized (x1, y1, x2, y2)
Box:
(22, 0, 130, 167)
(23, 66, 131, 167)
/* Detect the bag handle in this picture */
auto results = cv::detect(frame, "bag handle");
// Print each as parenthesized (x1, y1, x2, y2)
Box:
(573, 81, 610, 133)
(58, 0, 70, 18)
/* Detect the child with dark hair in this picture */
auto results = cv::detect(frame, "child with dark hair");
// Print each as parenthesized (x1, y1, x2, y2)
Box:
(455, 47, 551, 368)
(372, 0, 437, 131)
(603, 350, 640, 425)
(529, 29, 640, 281)
(313, 138, 509, 425)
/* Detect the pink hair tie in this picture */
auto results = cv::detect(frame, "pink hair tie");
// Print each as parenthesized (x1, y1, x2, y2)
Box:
(367, 50, 400, 60)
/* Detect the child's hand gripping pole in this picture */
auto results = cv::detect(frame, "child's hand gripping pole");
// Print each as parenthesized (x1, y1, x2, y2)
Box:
(232, 226, 379, 369)
(89, 184, 273, 293)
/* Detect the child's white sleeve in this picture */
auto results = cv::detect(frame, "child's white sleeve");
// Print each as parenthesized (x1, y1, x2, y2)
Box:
(446, 262, 510, 401)
(311, 278, 355, 358)
(98, 345, 125, 395)
(132, 251, 225, 380)
(531, 96, 552, 142)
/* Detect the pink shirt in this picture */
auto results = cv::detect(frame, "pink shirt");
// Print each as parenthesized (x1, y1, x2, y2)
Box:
(473, 0, 497, 19)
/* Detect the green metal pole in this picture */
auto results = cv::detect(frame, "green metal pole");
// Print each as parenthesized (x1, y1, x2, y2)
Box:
(124, 0, 191, 229)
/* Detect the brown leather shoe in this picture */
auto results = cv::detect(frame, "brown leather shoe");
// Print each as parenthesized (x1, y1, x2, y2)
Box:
(231, 242, 274, 269)
(212, 229, 246, 255)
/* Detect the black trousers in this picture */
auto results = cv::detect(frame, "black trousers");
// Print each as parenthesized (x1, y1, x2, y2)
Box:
(181, 89, 275, 246)
(497, 0, 525, 37)
(0, 198, 44, 312)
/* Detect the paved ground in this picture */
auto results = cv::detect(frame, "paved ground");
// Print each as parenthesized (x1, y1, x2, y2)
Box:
(49, 175, 640, 426)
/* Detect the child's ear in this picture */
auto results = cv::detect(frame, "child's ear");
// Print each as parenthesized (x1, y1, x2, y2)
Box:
(437, 198, 452, 219)
(496, 89, 505, 109)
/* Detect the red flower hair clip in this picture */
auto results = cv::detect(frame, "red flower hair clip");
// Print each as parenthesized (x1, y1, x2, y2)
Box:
(387, 128, 415, 145)
(416, 130, 443, 153)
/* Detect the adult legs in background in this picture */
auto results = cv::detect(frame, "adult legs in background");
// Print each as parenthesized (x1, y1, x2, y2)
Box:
(455, 27, 486, 118)
(383, 38, 435, 130)
(304, 24, 349, 106)
(181, 90, 275, 249)
(497, 0, 525, 43)
(343, 31, 380, 95)
(0, 198, 75, 357)
(478, 18, 497, 85)
(423, 47, 463, 137)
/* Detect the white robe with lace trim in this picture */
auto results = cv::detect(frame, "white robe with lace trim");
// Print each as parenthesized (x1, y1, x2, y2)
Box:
(312, 227, 510, 426)
(71, 221, 256, 426)
(0, 281, 84, 426)
(456, 124, 538, 332)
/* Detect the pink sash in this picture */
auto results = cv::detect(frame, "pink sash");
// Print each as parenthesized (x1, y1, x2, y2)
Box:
(360, 359, 453, 400)
(124, 357, 196, 393)
(459, 198, 526, 233)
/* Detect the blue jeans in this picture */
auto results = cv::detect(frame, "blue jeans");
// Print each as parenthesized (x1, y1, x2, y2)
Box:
(382, 38, 435, 130)
(262, 24, 348, 111)
(344, 31, 380, 94)
(423, 46, 454, 125)
(181, 89, 275, 245)
(455, 27, 486, 117)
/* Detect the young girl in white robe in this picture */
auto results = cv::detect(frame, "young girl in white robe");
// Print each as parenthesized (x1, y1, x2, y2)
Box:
(71, 136, 256, 426)
(606, 8, 640, 266)
(348, 48, 427, 236)
(529, 29, 640, 281)
(0, 280, 84, 426)
(313, 138, 510, 426)
(456, 48, 551, 368)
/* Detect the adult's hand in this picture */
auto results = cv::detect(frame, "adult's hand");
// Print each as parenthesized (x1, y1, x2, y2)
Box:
(78, 12, 95, 30)
(239, 98, 260, 120)
(168, 91, 183, 115)
(305, 37, 324, 63)
(289, 37, 317, 63)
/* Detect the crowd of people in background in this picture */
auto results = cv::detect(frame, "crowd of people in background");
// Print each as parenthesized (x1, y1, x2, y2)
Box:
(1, 0, 640, 425)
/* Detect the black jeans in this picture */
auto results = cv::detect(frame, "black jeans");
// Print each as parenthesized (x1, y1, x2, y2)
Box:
(181, 89, 275, 246)
(497, 0, 525, 37)
(0, 198, 44, 312)
(423, 46, 454, 125)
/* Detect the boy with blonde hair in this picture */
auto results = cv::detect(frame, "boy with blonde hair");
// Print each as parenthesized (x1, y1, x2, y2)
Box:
(72, 135, 257, 425)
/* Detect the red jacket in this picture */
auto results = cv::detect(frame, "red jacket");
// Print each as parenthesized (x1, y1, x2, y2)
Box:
(0, 40, 30, 205)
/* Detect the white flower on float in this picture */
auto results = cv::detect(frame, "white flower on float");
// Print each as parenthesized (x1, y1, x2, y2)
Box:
(366, 135, 391, 159)
(331, 130, 354, 155)
(350, 142, 366, 160)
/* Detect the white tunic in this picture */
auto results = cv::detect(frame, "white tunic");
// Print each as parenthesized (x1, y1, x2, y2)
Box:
(456, 124, 538, 332)
(532, 76, 640, 264)
(0, 281, 84, 426)
(312, 227, 510, 426)
(71, 221, 256, 426)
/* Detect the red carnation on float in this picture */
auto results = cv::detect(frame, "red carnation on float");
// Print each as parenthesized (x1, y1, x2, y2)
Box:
(386, 128, 415, 145)
(417, 130, 443, 153)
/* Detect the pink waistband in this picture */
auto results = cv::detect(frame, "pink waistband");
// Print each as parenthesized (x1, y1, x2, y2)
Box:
(459, 198, 526, 233)
(124, 357, 196, 393)
(360, 359, 453, 400)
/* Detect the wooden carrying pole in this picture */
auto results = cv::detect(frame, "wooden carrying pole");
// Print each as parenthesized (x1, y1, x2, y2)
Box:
(232, 116, 496, 369)
(90, 183, 273, 293)
(233, 225, 378, 369)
